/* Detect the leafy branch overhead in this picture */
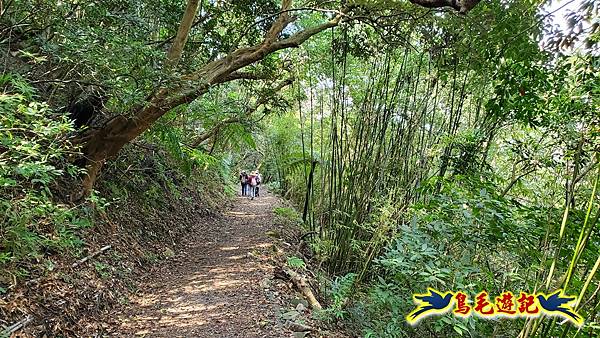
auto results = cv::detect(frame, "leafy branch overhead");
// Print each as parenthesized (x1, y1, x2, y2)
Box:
(191, 77, 294, 147)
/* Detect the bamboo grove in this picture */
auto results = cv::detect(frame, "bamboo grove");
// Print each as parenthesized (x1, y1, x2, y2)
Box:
(259, 3, 599, 336)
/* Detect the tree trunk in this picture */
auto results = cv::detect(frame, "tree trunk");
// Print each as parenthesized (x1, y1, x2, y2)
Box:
(77, 86, 208, 199)
(410, 0, 481, 13)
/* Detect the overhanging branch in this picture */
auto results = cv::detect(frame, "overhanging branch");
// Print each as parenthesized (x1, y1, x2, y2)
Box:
(191, 77, 294, 147)
(409, 0, 482, 13)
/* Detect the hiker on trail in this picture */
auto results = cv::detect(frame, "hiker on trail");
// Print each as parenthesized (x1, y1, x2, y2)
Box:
(255, 171, 262, 197)
(248, 172, 258, 200)
(239, 171, 248, 196)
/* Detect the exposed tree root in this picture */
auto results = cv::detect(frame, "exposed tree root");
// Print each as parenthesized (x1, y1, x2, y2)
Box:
(283, 267, 322, 310)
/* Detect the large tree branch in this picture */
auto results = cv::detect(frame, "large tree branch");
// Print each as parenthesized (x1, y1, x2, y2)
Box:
(166, 0, 201, 68)
(84, 0, 492, 196)
(107, 1, 340, 145)
(264, 0, 295, 44)
(148, 10, 211, 47)
(184, 1, 344, 84)
(574, 158, 599, 186)
(191, 116, 241, 147)
(501, 167, 536, 197)
(410, 0, 458, 9)
(268, 16, 342, 50)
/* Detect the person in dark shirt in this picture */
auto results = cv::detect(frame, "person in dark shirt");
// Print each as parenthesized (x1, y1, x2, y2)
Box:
(239, 171, 248, 196)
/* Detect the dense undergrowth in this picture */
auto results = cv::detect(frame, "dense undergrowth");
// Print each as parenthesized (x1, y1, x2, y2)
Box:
(1, 74, 85, 278)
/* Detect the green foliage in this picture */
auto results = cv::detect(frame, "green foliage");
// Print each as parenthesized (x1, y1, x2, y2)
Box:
(258, 19, 598, 335)
(259, 112, 321, 208)
(351, 177, 529, 336)
(93, 262, 112, 279)
(321, 273, 357, 321)
(0, 75, 86, 272)
(274, 207, 301, 222)
(487, 55, 599, 129)
(145, 109, 238, 188)
(286, 256, 306, 269)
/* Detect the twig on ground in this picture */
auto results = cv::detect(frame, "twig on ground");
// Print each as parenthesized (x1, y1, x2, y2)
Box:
(1, 315, 33, 336)
(72, 245, 112, 268)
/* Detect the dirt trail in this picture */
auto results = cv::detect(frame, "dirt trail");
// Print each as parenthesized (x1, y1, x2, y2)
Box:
(112, 190, 287, 337)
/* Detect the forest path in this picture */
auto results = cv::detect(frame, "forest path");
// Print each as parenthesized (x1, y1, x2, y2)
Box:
(112, 189, 287, 337)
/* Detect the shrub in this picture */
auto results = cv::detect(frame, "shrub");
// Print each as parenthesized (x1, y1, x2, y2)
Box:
(0, 74, 86, 274)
